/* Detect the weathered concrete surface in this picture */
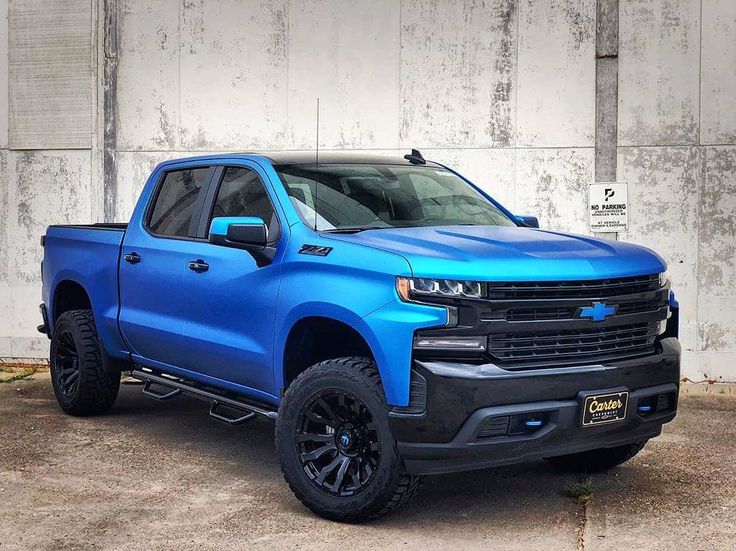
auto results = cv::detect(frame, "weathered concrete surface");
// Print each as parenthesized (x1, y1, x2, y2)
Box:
(290, 0, 397, 149)
(516, 0, 595, 147)
(516, 148, 594, 233)
(8, 0, 93, 149)
(180, 0, 288, 150)
(617, 146, 699, 350)
(0, 0, 8, 149)
(701, 0, 736, 144)
(1, 373, 734, 550)
(400, 0, 517, 148)
(0, 151, 92, 358)
(595, 56, 618, 183)
(618, 0, 700, 146)
(116, 0, 180, 151)
(696, 146, 736, 382)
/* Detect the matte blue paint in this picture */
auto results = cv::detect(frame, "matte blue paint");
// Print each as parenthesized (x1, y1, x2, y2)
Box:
(579, 302, 618, 322)
(42, 153, 670, 407)
(209, 216, 265, 237)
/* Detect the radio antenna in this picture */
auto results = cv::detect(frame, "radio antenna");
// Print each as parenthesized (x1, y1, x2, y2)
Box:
(313, 97, 320, 231)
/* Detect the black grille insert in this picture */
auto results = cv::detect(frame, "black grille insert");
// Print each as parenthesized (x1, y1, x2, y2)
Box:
(488, 274, 660, 300)
(488, 322, 659, 366)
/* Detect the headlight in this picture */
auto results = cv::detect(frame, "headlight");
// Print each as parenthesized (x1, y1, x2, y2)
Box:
(658, 271, 668, 287)
(396, 277, 483, 301)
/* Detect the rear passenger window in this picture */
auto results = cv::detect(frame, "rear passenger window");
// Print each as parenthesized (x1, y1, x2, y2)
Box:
(148, 168, 210, 237)
(211, 167, 280, 242)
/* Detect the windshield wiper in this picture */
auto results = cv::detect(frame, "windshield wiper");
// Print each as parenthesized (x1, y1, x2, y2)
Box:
(320, 226, 382, 234)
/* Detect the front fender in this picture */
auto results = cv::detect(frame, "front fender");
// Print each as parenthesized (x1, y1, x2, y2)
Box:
(356, 299, 446, 406)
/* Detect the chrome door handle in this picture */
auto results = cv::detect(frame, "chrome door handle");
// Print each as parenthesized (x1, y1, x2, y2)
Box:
(187, 259, 209, 273)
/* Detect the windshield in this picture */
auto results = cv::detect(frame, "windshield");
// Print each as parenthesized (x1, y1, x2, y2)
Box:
(274, 164, 516, 231)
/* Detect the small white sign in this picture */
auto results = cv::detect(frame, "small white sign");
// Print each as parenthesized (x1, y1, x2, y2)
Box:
(589, 182, 628, 232)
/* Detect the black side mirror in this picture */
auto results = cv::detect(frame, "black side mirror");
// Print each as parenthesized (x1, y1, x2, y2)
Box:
(516, 215, 540, 228)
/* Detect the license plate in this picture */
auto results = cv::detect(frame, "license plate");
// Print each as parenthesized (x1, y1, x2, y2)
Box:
(581, 391, 629, 426)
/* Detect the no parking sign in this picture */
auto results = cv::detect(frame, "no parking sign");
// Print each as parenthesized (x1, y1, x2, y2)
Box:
(589, 182, 628, 232)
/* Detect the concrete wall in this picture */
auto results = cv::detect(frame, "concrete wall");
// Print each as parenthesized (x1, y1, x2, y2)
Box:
(0, 0, 734, 383)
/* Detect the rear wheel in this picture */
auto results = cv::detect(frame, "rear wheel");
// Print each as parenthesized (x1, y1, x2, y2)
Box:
(276, 357, 421, 522)
(546, 440, 647, 473)
(50, 309, 120, 416)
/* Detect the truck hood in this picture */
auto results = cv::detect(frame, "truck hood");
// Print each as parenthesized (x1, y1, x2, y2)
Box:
(324, 225, 666, 281)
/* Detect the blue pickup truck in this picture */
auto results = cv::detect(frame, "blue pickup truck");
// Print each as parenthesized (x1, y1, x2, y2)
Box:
(40, 150, 680, 521)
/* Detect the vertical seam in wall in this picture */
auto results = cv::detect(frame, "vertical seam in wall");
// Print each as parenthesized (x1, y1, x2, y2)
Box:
(695, 0, 704, 356)
(513, 0, 521, 208)
(178, 0, 182, 150)
(398, 0, 402, 148)
(285, 0, 289, 143)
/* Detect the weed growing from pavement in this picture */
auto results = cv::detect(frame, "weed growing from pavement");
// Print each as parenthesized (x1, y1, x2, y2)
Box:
(565, 477, 594, 503)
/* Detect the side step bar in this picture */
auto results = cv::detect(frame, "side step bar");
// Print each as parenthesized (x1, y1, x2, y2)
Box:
(130, 368, 278, 423)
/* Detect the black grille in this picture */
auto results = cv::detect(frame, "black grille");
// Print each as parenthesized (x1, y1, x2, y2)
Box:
(488, 274, 660, 300)
(505, 298, 664, 322)
(488, 322, 659, 365)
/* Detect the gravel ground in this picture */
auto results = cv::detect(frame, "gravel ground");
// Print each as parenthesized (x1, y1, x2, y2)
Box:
(0, 372, 734, 550)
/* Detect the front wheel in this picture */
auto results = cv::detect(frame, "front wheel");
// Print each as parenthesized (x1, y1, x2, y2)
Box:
(276, 357, 421, 522)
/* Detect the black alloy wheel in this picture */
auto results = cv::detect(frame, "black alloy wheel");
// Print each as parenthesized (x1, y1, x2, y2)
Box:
(54, 329, 81, 399)
(296, 389, 381, 496)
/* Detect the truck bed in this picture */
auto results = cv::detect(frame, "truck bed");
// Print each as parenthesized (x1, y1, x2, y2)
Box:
(42, 223, 128, 358)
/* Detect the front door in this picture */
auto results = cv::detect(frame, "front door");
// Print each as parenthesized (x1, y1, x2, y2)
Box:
(177, 164, 285, 401)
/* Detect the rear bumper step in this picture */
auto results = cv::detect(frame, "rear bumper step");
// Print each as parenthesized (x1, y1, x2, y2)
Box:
(130, 368, 278, 422)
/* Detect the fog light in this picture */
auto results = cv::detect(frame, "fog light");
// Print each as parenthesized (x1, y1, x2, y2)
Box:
(413, 335, 486, 351)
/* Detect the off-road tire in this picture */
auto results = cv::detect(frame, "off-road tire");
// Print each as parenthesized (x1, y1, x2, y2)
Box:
(276, 357, 421, 522)
(50, 309, 120, 416)
(546, 440, 648, 473)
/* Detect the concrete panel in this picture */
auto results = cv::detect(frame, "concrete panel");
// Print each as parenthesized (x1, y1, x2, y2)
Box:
(8, 150, 92, 286)
(400, 0, 517, 148)
(516, 0, 595, 148)
(693, 351, 736, 383)
(699, 146, 736, 357)
(618, 0, 700, 146)
(180, 0, 288, 150)
(515, 148, 593, 233)
(0, 149, 7, 284)
(428, 148, 515, 210)
(0, 0, 8, 149)
(701, 0, 736, 144)
(289, 0, 398, 149)
(8, 0, 92, 149)
(699, 146, 736, 296)
(617, 146, 699, 350)
(116, 0, 179, 150)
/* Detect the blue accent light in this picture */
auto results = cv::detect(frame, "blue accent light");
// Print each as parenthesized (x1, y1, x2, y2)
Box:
(524, 419, 543, 427)
(579, 301, 617, 322)
(637, 405, 653, 413)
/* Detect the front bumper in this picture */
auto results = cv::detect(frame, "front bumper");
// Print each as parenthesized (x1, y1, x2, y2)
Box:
(390, 337, 681, 475)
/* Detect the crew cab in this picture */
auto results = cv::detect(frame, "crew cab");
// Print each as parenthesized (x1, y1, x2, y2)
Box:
(40, 150, 680, 521)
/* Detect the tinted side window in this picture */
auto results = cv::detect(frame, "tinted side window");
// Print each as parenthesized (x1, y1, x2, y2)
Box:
(211, 167, 280, 242)
(148, 168, 210, 237)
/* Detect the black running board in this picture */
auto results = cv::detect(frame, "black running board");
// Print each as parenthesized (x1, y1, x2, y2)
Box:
(130, 368, 278, 423)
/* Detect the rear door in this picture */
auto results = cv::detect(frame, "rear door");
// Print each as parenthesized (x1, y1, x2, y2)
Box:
(118, 165, 215, 369)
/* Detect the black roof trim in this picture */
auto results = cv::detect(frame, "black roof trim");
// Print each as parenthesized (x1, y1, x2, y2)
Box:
(244, 150, 443, 167)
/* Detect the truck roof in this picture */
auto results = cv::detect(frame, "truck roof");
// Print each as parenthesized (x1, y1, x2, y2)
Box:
(159, 151, 444, 168)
